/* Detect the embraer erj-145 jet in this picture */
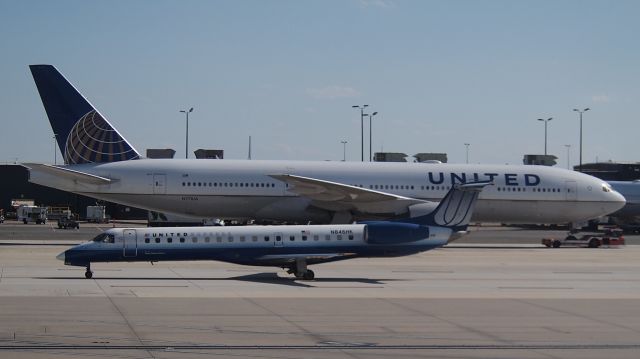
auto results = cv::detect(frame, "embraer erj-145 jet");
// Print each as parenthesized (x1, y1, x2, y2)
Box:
(27, 65, 625, 225)
(58, 182, 490, 280)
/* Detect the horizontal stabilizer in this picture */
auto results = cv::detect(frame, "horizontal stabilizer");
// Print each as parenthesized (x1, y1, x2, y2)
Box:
(23, 163, 112, 185)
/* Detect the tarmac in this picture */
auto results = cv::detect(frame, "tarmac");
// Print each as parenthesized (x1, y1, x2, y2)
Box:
(0, 221, 639, 358)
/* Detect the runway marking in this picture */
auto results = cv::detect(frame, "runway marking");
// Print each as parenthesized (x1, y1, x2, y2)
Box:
(110, 285, 189, 288)
(392, 270, 454, 273)
(1, 344, 640, 350)
(552, 271, 613, 274)
(498, 286, 574, 290)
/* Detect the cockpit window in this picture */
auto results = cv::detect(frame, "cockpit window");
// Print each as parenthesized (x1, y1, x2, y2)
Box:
(602, 183, 612, 193)
(91, 233, 115, 243)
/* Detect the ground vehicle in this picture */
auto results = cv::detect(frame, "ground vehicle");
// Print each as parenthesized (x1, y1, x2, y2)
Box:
(57, 217, 79, 229)
(86, 206, 108, 223)
(17, 205, 47, 224)
(542, 229, 625, 248)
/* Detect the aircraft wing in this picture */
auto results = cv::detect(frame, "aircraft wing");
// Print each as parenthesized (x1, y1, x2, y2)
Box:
(23, 163, 112, 185)
(270, 174, 428, 215)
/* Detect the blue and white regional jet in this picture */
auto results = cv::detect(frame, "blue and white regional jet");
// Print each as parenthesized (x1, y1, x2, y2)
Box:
(57, 182, 490, 280)
(27, 65, 625, 225)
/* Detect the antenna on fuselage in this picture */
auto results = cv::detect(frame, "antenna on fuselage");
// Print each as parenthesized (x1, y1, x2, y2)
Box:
(248, 136, 252, 160)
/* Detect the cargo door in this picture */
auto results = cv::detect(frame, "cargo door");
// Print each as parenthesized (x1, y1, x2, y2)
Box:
(123, 229, 137, 257)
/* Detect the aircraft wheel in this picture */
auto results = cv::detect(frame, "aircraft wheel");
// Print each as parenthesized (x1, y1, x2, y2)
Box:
(85, 268, 93, 279)
(552, 240, 561, 248)
(302, 270, 315, 280)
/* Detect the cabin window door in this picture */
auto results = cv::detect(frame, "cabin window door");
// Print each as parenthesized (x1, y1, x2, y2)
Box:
(274, 232, 284, 247)
(153, 174, 167, 194)
(123, 229, 137, 257)
(565, 181, 577, 201)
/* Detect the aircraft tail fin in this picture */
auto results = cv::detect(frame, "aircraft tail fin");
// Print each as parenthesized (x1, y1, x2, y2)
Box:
(400, 181, 492, 231)
(29, 64, 140, 164)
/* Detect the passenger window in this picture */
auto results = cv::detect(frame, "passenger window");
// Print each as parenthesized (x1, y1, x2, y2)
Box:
(252, 235, 258, 242)
(289, 236, 295, 241)
(167, 238, 173, 243)
(314, 235, 319, 241)
(240, 236, 246, 242)
(145, 238, 150, 243)
(155, 238, 160, 243)
(348, 234, 354, 240)
(302, 235, 307, 241)
(276, 235, 282, 242)
(205, 237, 210, 243)
(192, 237, 197, 243)
(264, 236, 270, 242)
(180, 238, 185, 243)
(337, 234, 343, 240)
(325, 234, 330, 241)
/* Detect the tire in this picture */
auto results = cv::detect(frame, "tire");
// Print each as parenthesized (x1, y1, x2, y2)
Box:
(85, 271, 93, 279)
(552, 240, 561, 248)
(588, 238, 600, 248)
(302, 270, 315, 280)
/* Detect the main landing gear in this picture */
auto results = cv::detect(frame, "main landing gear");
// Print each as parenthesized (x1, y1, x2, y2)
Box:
(85, 264, 93, 279)
(287, 258, 315, 280)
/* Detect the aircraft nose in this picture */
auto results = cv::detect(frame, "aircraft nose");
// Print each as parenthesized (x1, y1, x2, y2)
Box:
(607, 190, 626, 213)
(56, 251, 65, 261)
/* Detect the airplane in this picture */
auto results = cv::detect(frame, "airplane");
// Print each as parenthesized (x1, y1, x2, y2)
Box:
(606, 181, 640, 229)
(57, 181, 490, 280)
(27, 64, 625, 226)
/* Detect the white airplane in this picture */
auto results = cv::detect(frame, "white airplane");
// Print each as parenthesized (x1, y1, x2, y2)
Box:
(27, 64, 625, 225)
(57, 182, 490, 280)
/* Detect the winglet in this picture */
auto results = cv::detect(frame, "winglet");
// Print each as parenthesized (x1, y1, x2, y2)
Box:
(29, 64, 141, 164)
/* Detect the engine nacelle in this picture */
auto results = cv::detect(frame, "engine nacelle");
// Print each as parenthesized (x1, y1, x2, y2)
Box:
(408, 202, 439, 219)
(365, 222, 429, 245)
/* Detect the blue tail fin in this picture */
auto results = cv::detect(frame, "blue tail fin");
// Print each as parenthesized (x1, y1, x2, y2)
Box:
(399, 181, 492, 231)
(29, 65, 140, 164)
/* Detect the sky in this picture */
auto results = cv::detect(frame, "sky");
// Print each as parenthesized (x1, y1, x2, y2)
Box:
(1, 0, 638, 167)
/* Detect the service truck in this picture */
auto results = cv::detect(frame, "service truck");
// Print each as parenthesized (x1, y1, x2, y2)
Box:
(17, 205, 48, 224)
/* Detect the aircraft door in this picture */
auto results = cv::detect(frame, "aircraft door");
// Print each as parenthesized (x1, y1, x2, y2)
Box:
(123, 229, 137, 257)
(565, 181, 578, 201)
(274, 232, 284, 247)
(153, 174, 167, 194)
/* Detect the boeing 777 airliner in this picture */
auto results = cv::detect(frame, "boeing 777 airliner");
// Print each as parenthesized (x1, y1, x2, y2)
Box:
(58, 182, 490, 280)
(27, 65, 625, 225)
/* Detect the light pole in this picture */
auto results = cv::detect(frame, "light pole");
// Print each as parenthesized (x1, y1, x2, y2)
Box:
(573, 108, 590, 172)
(537, 117, 553, 155)
(53, 133, 58, 165)
(564, 144, 571, 170)
(341, 140, 347, 161)
(368, 112, 378, 162)
(180, 107, 194, 159)
(464, 143, 470, 164)
(352, 105, 368, 162)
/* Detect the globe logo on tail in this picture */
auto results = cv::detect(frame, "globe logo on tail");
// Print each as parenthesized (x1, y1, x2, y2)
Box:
(64, 110, 140, 164)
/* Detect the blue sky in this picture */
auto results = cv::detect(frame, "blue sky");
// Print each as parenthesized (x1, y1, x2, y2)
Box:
(1, 0, 638, 166)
